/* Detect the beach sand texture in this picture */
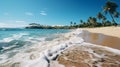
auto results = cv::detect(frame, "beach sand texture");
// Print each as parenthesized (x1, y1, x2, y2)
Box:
(81, 27, 120, 38)
(57, 27, 120, 67)
(0, 27, 120, 67)
(58, 43, 120, 67)
(82, 30, 120, 50)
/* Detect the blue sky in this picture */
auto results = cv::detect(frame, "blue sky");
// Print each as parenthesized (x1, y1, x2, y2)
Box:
(0, 0, 120, 27)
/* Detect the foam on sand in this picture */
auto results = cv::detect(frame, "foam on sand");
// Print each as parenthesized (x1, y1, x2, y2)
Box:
(57, 42, 120, 67)
(0, 29, 84, 67)
(0, 28, 120, 67)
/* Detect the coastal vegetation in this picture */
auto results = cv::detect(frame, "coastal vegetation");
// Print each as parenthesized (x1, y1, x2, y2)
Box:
(26, 23, 71, 29)
(26, 1, 119, 29)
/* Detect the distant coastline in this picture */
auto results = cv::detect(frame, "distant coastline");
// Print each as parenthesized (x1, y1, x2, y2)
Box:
(25, 23, 120, 29)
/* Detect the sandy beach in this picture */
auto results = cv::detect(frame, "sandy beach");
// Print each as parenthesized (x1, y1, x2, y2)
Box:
(81, 26, 120, 38)
(1, 27, 120, 67)
(57, 27, 120, 67)
(81, 27, 120, 49)
(57, 42, 120, 67)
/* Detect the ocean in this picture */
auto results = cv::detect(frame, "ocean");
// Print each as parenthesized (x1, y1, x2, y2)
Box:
(0, 28, 70, 63)
(2, 28, 119, 67)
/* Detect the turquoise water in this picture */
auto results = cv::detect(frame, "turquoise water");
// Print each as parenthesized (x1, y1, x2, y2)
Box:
(0, 28, 70, 54)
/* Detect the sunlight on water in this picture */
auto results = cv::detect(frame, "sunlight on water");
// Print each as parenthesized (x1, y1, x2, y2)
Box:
(0, 28, 70, 57)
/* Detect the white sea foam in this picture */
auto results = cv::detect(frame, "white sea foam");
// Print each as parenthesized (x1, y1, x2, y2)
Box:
(0, 33, 29, 42)
(2, 45, 17, 50)
(0, 29, 84, 67)
(0, 29, 120, 67)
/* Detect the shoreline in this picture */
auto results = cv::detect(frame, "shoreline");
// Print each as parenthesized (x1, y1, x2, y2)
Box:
(57, 42, 120, 67)
(0, 27, 120, 67)
(82, 30, 120, 50)
(57, 27, 120, 67)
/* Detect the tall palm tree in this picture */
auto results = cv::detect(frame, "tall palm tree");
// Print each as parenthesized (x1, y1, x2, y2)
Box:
(88, 17, 97, 27)
(97, 12, 103, 22)
(70, 21, 73, 26)
(102, 16, 107, 26)
(74, 22, 76, 26)
(103, 1, 119, 24)
(88, 17, 97, 24)
(80, 20, 83, 24)
(102, 16, 107, 22)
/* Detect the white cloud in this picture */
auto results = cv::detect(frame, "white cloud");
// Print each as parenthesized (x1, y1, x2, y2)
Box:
(25, 12, 33, 16)
(15, 21, 25, 23)
(0, 21, 28, 28)
(40, 11, 47, 16)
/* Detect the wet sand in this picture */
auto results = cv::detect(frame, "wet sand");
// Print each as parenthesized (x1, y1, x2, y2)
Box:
(82, 31, 120, 50)
(57, 43, 120, 67)
(57, 27, 120, 67)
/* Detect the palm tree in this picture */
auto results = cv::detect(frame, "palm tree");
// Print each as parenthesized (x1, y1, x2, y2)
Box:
(92, 17, 97, 26)
(89, 17, 97, 24)
(101, 16, 107, 26)
(80, 20, 83, 24)
(103, 1, 119, 24)
(97, 12, 103, 22)
(74, 22, 76, 26)
(88, 17, 97, 27)
(70, 21, 73, 26)
(113, 11, 119, 26)
(102, 16, 107, 21)
(104, 20, 112, 26)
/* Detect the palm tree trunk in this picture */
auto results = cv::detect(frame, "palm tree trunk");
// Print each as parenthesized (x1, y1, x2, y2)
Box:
(109, 13, 116, 23)
(109, 13, 118, 26)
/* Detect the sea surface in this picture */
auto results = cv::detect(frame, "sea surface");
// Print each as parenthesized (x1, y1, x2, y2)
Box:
(1, 28, 120, 67)
(0, 28, 70, 61)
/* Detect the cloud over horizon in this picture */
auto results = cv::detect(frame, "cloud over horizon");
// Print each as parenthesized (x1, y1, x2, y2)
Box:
(40, 11, 47, 16)
(15, 20, 26, 23)
(0, 21, 28, 28)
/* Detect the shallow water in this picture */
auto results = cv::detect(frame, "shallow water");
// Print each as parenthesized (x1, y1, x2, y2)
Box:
(0, 28, 70, 60)
(0, 29, 84, 67)
(0, 29, 120, 67)
(82, 31, 120, 50)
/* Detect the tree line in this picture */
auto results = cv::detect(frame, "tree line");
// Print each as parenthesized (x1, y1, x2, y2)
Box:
(70, 1, 119, 28)
(26, 1, 120, 29)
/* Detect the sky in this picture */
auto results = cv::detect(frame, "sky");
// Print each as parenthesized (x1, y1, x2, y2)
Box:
(0, 0, 120, 28)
